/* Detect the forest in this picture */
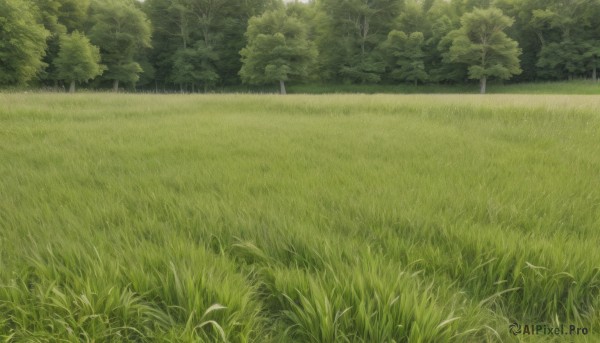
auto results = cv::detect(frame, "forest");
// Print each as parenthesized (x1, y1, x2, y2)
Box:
(1, 0, 600, 93)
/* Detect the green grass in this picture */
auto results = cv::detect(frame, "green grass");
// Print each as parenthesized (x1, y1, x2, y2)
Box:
(1, 93, 599, 342)
(285, 80, 600, 95)
(10, 79, 600, 95)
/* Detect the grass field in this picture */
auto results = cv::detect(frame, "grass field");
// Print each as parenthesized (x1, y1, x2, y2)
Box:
(215, 80, 600, 95)
(285, 80, 600, 95)
(1, 94, 599, 342)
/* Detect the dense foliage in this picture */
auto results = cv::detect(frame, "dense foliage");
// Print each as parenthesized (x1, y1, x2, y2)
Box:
(2, 0, 600, 91)
(0, 0, 49, 85)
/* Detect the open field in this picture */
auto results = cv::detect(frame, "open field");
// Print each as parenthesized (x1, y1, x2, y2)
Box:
(211, 80, 600, 95)
(285, 81, 600, 95)
(1, 94, 599, 342)
(6, 79, 600, 95)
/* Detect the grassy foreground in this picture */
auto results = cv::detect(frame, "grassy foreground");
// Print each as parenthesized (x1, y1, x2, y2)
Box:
(1, 94, 599, 342)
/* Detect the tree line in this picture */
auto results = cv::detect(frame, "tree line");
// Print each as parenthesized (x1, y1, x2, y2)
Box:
(1, 0, 599, 94)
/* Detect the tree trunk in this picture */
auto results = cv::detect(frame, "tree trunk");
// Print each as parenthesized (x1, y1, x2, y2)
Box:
(113, 80, 119, 92)
(69, 80, 76, 93)
(480, 77, 487, 94)
(279, 80, 286, 95)
(593, 66, 597, 83)
(360, 15, 369, 57)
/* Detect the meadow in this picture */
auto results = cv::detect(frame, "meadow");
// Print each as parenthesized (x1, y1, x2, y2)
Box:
(0, 93, 599, 342)
(232, 80, 600, 95)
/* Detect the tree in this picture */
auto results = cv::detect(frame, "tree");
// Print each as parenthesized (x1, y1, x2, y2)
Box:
(581, 1, 600, 83)
(0, 0, 49, 86)
(89, 0, 151, 91)
(383, 31, 428, 85)
(36, 0, 67, 87)
(36, 0, 92, 88)
(155, 0, 228, 91)
(537, 39, 586, 80)
(420, 0, 466, 83)
(171, 42, 219, 92)
(54, 31, 105, 92)
(142, 0, 277, 90)
(315, 0, 400, 83)
(240, 8, 317, 94)
(446, 7, 521, 93)
(583, 41, 600, 83)
(494, 0, 597, 82)
(493, 0, 544, 81)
